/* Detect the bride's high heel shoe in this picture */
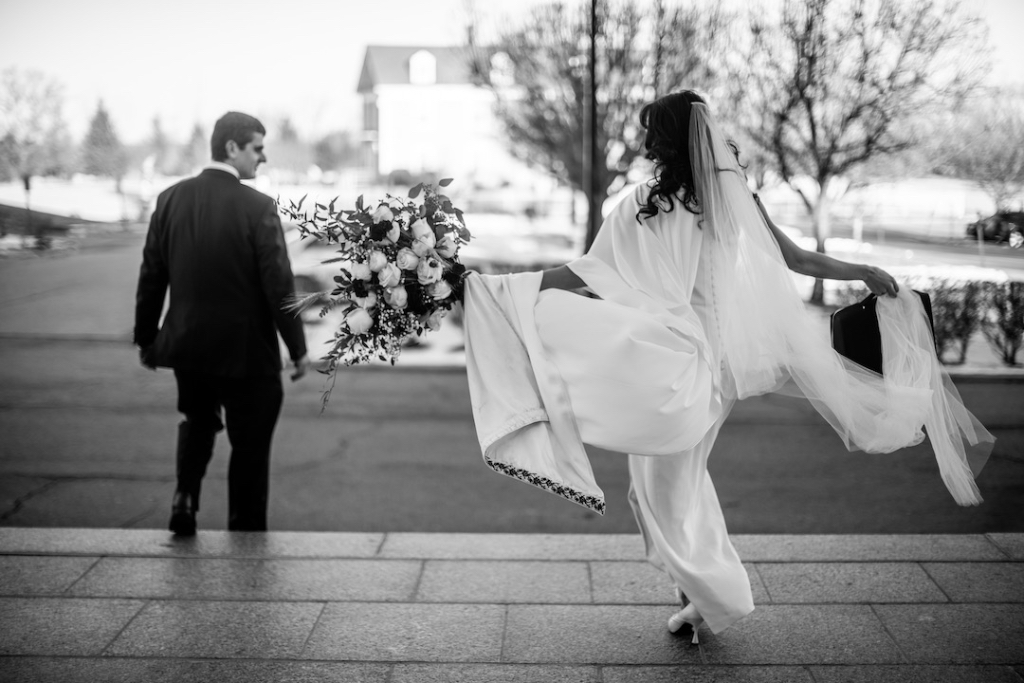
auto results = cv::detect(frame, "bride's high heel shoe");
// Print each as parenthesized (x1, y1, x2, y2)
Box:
(668, 590, 703, 644)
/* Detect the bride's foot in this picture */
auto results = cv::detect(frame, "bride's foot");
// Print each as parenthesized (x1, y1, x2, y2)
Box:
(667, 602, 704, 644)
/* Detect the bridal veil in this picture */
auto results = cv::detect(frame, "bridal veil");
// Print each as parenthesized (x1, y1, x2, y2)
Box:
(687, 102, 992, 506)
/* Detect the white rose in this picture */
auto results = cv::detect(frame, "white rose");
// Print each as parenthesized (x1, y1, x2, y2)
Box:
(348, 261, 372, 281)
(385, 222, 401, 243)
(396, 247, 419, 271)
(371, 205, 394, 223)
(368, 250, 388, 272)
(425, 310, 444, 331)
(410, 218, 436, 256)
(417, 257, 443, 285)
(428, 279, 453, 300)
(385, 285, 409, 310)
(378, 262, 402, 288)
(352, 290, 377, 309)
(346, 307, 374, 335)
(410, 218, 433, 240)
(435, 234, 457, 258)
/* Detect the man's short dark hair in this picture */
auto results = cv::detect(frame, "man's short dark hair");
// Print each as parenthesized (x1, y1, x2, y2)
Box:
(210, 112, 266, 162)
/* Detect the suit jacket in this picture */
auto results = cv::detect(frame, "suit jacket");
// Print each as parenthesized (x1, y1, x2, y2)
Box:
(134, 168, 307, 378)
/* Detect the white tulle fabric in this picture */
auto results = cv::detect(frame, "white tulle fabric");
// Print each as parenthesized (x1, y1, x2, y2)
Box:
(688, 103, 992, 505)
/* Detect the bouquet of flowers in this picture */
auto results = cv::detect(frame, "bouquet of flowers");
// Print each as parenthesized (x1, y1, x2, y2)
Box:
(279, 179, 471, 379)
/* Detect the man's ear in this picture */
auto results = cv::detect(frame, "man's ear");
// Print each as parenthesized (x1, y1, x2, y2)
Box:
(225, 139, 239, 158)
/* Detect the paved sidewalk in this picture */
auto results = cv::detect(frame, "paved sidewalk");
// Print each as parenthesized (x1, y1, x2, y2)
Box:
(1, 529, 1022, 682)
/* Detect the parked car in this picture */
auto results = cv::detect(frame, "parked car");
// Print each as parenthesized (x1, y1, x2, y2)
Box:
(966, 212, 1024, 247)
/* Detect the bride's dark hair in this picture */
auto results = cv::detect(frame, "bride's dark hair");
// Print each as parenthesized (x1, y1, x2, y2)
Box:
(636, 90, 706, 222)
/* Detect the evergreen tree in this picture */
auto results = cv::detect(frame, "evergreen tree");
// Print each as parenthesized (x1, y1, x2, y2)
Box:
(81, 100, 127, 189)
(147, 116, 171, 175)
(179, 122, 207, 174)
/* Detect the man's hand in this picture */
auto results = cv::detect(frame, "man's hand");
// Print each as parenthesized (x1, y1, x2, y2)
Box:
(291, 354, 311, 381)
(139, 346, 157, 371)
(861, 265, 900, 298)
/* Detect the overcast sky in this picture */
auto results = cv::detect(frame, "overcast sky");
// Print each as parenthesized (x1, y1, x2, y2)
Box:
(2, 0, 1021, 144)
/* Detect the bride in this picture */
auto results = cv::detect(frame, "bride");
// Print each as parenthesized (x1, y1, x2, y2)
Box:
(461, 90, 992, 642)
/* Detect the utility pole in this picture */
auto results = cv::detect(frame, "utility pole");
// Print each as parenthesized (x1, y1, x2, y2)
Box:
(584, 0, 601, 250)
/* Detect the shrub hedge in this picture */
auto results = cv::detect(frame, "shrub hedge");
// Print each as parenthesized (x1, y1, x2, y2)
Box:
(831, 273, 1023, 368)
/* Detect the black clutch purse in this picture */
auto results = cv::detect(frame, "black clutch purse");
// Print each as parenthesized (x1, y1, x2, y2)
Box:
(830, 291, 934, 375)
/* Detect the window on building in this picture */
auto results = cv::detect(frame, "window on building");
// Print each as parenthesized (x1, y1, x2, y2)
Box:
(363, 95, 378, 131)
(409, 50, 437, 85)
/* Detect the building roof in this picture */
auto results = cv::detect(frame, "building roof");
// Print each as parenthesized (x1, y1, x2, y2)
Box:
(357, 45, 475, 93)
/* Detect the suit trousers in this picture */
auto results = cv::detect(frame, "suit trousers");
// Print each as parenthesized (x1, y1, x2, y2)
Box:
(173, 369, 284, 531)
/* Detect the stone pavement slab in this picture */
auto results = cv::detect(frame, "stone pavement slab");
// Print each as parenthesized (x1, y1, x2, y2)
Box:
(503, 604, 701, 665)
(755, 562, 948, 603)
(0, 529, 1022, 681)
(378, 532, 646, 560)
(809, 665, 1024, 682)
(923, 562, 1024, 602)
(0, 555, 98, 594)
(591, 561, 770, 604)
(416, 559, 590, 603)
(0, 597, 144, 655)
(389, 663, 601, 682)
(0, 527, 384, 557)
(989, 533, 1024, 560)
(873, 603, 1024, 664)
(0, 658, 391, 683)
(302, 602, 505, 662)
(105, 600, 323, 659)
(601, 666, 814, 682)
(698, 605, 903, 665)
(732, 534, 1011, 561)
(67, 557, 422, 601)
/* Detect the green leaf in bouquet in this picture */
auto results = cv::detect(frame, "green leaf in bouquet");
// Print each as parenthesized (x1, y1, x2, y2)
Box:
(408, 183, 423, 199)
(297, 194, 307, 211)
(356, 195, 364, 211)
(439, 178, 453, 187)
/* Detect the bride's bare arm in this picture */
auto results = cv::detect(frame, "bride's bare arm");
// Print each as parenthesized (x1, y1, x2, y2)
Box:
(539, 264, 587, 291)
(753, 195, 899, 297)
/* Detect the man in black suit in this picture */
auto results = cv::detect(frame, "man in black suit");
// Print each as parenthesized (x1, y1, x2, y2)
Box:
(134, 112, 309, 535)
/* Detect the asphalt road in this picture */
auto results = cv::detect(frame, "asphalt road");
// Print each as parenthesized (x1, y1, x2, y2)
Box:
(0, 228, 1021, 534)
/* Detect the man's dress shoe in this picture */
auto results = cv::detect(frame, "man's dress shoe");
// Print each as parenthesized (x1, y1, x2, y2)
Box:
(169, 491, 197, 536)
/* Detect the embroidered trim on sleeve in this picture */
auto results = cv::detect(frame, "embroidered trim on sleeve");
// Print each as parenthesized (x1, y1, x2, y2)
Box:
(484, 457, 606, 515)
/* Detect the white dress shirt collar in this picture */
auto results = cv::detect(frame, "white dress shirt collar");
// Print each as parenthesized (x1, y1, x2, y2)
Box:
(203, 161, 240, 179)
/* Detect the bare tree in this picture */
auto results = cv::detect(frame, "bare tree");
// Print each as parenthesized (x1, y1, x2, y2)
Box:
(936, 87, 1024, 212)
(468, 0, 731, 249)
(738, 0, 987, 304)
(0, 68, 68, 242)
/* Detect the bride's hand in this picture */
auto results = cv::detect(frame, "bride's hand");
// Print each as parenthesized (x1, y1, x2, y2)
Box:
(861, 265, 899, 298)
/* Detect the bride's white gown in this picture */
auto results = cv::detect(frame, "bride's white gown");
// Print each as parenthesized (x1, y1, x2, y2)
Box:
(533, 189, 753, 633)
(462, 178, 990, 635)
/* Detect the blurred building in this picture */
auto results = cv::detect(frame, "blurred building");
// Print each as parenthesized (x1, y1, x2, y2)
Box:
(356, 45, 543, 190)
